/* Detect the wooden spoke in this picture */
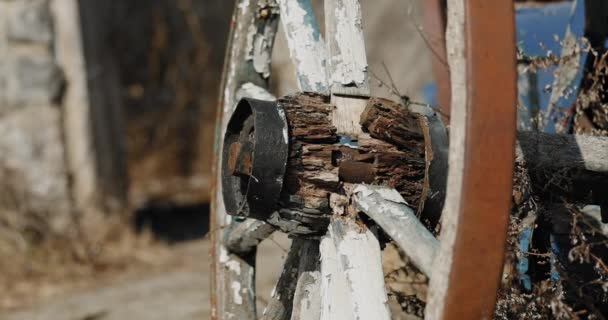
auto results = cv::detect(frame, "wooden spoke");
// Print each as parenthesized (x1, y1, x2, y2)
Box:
(277, 0, 328, 93)
(324, 0, 369, 137)
(290, 240, 322, 320)
(320, 233, 354, 320)
(324, 0, 369, 95)
(261, 239, 304, 320)
(352, 185, 439, 276)
(329, 218, 392, 320)
(516, 132, 608, 173)
(211, 1, 280, 319)
(225, 219, 276, 254)
(427, 1, 518, 319)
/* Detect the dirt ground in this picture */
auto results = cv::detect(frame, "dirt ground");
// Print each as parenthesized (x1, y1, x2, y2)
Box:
(1, 234, 289, 320)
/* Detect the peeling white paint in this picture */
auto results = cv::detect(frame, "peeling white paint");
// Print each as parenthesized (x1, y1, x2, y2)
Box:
(226, 260, 242, 275)
(219, 246, 242, 275)
(353, 184, 405, 204)
(232, 281, 243, 305)
(237, 82, 276, 101)
(291, 271, 321, 320)
(219, 247, 230, 264)
(320, 235, 354, 320)
(277, 108, 289, 144)
(353, 185, 439, 276)
(327, 0, 368, 87)
(278, 0, 329, 92)
(331, 221, 391, 320)
(245, 24, 257, 61)
(245, 19, 277, 78)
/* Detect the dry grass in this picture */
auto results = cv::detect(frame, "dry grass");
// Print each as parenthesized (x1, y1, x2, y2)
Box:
(0, 211, 171, 311)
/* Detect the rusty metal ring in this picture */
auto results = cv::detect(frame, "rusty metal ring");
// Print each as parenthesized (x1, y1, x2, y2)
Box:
(221, 98, 289, 221)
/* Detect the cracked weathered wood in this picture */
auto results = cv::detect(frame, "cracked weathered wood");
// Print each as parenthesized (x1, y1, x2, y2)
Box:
(352, 185, 439, 276)
(290, 240, 322, 320)
(260, 239, 304, 320)
(225, 219, 276, 254)
(360, 96, 608, 217)
(277, 93, 428, 235)
(359, 97, 442, 221)
(211, 1, 280, 318)
(329, 218, 391, 320)
(277, 0, 328, 92)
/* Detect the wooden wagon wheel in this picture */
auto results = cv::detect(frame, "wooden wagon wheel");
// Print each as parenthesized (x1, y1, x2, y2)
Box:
(210, 0, 518, 319)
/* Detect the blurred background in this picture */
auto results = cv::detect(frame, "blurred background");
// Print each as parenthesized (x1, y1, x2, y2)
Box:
(0, 0, 433, 319)
(1, 0, 602, 319)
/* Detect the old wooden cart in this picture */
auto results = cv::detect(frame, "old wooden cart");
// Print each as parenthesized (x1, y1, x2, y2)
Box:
(210, 0, 608, 319)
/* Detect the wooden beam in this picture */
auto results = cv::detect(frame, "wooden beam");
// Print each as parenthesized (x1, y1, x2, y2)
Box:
(352, 185, 439, 276)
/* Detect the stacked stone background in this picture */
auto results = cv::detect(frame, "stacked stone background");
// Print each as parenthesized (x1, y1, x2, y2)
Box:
(0, 0, 71, 248)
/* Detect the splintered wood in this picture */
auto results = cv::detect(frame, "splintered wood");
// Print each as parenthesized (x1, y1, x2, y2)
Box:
(277, 93, 428, 221)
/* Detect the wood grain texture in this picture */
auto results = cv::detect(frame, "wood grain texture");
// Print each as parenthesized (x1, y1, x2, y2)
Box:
(276, 94, 428, 235)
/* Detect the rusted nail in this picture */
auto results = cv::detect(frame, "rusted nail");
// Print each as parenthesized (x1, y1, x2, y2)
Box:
(339, 160, 375, 184)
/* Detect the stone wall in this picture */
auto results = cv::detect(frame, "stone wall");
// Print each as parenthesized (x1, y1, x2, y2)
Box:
(0, 0, 72, 243)
(0, 0, 128, 251)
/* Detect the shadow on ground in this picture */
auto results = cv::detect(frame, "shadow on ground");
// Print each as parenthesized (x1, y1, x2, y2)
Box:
(132, 202, 210, 243)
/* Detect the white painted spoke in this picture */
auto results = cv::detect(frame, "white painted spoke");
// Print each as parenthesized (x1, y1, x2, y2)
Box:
(277, 0, 329, 92)
(320, 234, 354, 320)
(329, 218, 392, 320)
(225, 219, 276, 254)
(291, 240, 322, 320)
(352, 185, 439, 276)
(324, 0, 369, 95)
(324, 0, 369, 137)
